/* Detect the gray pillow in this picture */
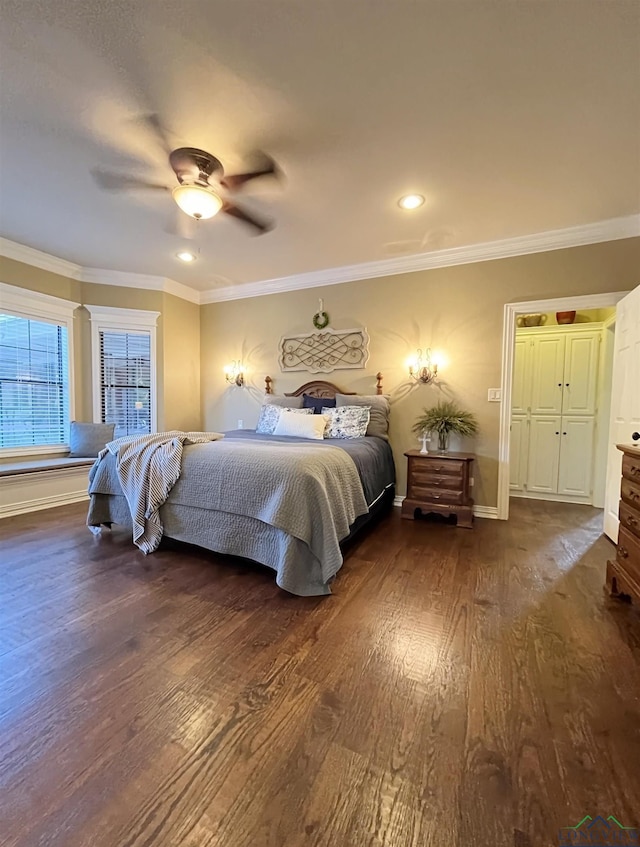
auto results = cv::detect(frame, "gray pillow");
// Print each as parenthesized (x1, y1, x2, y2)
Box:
(335, 394, 390, 440)
(263, 394, 303, 409)
(69, 421, 115, 457)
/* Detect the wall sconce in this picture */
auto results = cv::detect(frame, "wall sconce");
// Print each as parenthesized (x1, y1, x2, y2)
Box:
(224, 361, 244, 387)
(408, 348, 438, 384)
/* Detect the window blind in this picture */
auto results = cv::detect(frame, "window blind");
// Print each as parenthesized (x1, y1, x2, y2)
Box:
(0, 313, 70, 448)
(99, 330, 152, 438)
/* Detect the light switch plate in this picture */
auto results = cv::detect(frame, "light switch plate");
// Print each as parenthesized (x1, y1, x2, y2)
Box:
(488, 388, 502, 402)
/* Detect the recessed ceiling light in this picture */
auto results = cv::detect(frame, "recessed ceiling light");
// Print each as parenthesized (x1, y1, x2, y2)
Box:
(176, 250, 196, 263)
(398, 194, 425, 210)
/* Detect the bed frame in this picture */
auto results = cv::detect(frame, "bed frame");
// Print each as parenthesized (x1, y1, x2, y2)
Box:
(264, 372, 384, 397)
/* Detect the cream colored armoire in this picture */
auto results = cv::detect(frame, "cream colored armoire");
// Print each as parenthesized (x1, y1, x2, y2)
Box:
(510, 324, 602, 503)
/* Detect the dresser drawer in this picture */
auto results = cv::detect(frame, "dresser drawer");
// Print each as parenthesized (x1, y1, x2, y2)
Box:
(407, 483, 464, 506)
(617, 527, 640, 584)
(622, 453, 640, 485)
(621, 478, 640, 510)
(619, 501, 640, 541)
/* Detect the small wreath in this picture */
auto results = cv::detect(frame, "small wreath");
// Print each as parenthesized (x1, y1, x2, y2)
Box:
(313, 311, 330, 330)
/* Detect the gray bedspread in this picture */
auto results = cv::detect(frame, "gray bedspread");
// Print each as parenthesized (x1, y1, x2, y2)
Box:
(87, 433, 394, 596)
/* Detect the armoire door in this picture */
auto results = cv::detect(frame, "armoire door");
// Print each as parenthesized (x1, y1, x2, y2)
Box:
(527, 416, 561, 493)
(530, 336, 565, 415)
(562, 333, 599, 415)
(509, 416, 529, 491)
(511, 337, 530, 415)
(557, 416, 595, 497)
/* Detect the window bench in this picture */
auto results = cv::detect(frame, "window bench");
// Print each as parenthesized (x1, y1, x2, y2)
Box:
(0, 457, 96, 519)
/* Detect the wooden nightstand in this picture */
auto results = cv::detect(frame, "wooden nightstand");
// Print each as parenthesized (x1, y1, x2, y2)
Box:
(401, 450, 475, 528)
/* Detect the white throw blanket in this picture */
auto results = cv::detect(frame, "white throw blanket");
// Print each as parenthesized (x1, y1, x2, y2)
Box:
(91, 431, 224, 553)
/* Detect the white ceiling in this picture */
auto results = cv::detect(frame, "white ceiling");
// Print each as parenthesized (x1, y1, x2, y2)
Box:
(0, 0, 638, 293)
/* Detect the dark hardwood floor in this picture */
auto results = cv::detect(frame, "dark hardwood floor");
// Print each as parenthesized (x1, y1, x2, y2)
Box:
(1, 500, 639, 847)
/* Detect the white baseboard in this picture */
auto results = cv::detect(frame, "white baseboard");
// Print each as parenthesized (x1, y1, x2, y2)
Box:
(0, 467, 90, 519)
(473, 505, 499, 520)
(392, 495, 499, 520)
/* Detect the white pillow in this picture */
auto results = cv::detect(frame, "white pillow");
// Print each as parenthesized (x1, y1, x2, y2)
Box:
(256, 405, 312, 435)
(274, 410, 327, 440)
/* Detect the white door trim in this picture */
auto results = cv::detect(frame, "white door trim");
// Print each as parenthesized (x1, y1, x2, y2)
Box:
(498, 291, 629, 520)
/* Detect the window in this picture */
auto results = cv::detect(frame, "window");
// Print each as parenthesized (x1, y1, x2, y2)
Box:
(86, 306, 159, 438)
(0, 283, 78, 456)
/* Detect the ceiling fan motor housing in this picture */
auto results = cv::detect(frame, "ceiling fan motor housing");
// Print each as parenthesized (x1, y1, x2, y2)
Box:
(169, 147, 224, 186)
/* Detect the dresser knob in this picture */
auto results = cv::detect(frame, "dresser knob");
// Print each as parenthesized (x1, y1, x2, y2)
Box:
(433, 494, 441, 499)
(630, 465, 640, 477)
(618, 546, 628, 559)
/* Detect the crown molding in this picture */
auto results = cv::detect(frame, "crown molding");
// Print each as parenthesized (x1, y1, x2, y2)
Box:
(2, 214, 639, 307)
(200, 214, 640, 303)
(80, 268, 201, 304)
(0, 237, 82, 279)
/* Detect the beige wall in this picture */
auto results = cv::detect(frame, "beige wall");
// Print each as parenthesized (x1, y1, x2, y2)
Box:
(161, 293, 201, 431)
(0, 259, 202, 434)
(3, 237, 638, 506)
(200, 237, 640, 508)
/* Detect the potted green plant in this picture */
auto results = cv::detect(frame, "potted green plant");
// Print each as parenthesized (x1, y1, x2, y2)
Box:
(412, 400, 478, 453)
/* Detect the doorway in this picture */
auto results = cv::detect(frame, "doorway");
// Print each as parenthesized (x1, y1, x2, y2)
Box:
(497, 291, 629, 520)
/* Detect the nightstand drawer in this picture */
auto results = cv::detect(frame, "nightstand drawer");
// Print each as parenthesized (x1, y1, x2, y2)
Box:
(409, 468, 463, 488)
(619, 501, 640, 541)
(409, 458, 465, 476)
(622, 453, 640, 485)
(617, 527, 640, 584)
(621, 478, 640, 509)
(408, 483, 464, 505)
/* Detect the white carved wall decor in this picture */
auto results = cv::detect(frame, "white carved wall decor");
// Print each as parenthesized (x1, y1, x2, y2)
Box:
(279, 327, 370, 373)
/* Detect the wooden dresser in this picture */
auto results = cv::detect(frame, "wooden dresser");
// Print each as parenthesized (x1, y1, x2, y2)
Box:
(607, 444, 640, 604)
(401, 450, 475, 528)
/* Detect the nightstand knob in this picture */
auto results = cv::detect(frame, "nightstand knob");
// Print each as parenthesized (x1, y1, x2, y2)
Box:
(618, 546, 628, 559)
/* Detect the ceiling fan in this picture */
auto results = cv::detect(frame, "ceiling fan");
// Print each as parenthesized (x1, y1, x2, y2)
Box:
(93, 146, 280, 235)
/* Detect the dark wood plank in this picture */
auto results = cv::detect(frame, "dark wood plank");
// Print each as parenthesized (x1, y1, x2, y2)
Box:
(0, 498, 639, 847)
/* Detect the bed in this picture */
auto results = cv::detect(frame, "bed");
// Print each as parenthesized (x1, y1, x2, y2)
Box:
(86, 376, 395, 596)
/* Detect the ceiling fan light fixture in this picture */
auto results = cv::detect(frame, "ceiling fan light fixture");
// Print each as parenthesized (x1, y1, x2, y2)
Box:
(172, 183, 222, 220)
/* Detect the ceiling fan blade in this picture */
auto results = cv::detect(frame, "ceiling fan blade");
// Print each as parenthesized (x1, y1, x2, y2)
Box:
(92, 168, 169, 192)
(220, 153, 281, 191)
(135, 113, 174, 156)
(165, 206, 198, 240)
(221, 201, 274, 234)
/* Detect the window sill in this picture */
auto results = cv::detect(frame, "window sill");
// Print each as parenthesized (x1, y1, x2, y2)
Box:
(0, 444, 70, 460)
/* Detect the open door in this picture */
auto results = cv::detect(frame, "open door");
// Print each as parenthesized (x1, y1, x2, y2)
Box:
(603, 283, 640, 541)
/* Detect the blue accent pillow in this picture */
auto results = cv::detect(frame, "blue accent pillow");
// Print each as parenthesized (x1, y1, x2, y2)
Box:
(303, 394, 336, 414)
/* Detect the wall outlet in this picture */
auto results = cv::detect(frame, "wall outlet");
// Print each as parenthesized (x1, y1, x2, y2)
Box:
(487, 388, 502, 402)
(237, 419, 243, 429)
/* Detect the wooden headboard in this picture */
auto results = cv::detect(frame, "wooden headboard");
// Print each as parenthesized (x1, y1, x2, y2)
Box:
(264, 372, 383, 397)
